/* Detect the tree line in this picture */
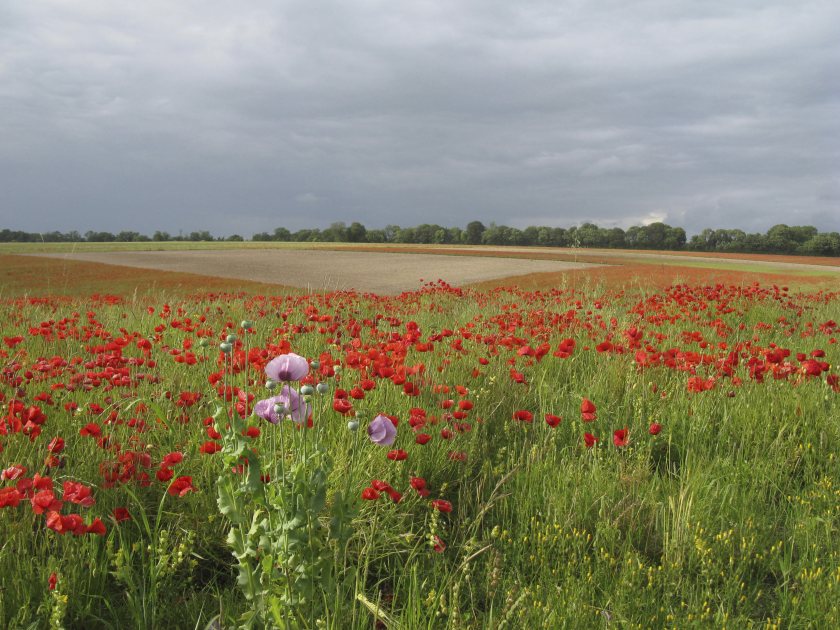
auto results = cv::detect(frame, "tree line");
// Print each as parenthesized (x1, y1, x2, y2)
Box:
(1, 221, 838, 256)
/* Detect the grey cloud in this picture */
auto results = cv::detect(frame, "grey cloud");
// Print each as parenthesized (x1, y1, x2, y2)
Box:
(1, 0, 838, 236)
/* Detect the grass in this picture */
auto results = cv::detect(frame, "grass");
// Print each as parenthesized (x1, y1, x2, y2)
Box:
(0, 256, 838, 628)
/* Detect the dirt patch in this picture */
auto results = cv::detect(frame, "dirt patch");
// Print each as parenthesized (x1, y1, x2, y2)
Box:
(26, 250, 601, 295)
(326, 244, 840, 273)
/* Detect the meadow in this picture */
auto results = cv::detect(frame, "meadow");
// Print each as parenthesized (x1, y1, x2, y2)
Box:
(0, 245, 838, 628)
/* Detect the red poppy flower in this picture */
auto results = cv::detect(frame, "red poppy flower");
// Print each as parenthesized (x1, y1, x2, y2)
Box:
(649, 422, 662, 436)
(113, 507, 132, 522)
(431, 499, 452, 513)
(47, 437, 65, 454)
(161, 452, 183, 467)
(62, 481, 95, 507)
(361, 487, 380, 500)
(367, 481, 388, 495)
(167, 476, 196, 497)
(432, 535, 446, 553)
(333, 399, 353, 415)
(415, 433, 431, 445)
(581, 399, 597, 422)
(199, 441, 222, 454)
(86, 517, 107, 536)
(31, 489, 62, 514)
(613, 428, 629, 447)
(48, 572, 58, 591)
(513, 410, 533, 423)
(387, 449, 408, 461)
(0, 487, 23, 508)
(545, 414, 562, 428)
(1, 465, 26, 481)
(79, 423, 101, 437)
(583, 432, 598, 448)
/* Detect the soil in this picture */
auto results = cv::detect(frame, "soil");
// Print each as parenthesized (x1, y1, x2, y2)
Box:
(26, 250, 602, 295)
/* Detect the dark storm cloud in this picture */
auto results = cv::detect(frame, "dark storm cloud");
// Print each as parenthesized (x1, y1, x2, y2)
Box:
(1, 0, 838, 236)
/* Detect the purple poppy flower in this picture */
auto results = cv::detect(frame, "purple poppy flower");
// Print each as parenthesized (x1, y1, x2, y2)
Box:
(368, 414, 397, 446)
(254, 385, 311, 424)
(265, 353, 309, 382)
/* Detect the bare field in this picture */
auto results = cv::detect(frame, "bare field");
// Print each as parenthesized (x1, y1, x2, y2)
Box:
(27, 249, 601, 294)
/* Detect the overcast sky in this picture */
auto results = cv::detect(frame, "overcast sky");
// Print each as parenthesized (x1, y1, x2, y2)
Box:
(1, 0, 838, 237)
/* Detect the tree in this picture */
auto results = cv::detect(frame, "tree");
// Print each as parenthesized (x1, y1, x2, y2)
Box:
(663, 227, 686, 250)
(383, 225, 401, 242)
(322, 222, 347, 242)
(273, 227, 291, 241)
(465, 221, 486, 245)
(638, 222, 668, 249)
(153, 231, 171, 242)
(346, 222, 367, 243)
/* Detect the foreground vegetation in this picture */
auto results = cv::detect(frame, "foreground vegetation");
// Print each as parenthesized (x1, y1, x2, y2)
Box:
(1, 276, 838, 628)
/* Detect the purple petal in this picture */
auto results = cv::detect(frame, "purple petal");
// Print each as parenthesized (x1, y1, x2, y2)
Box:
(368, 415, 397, 446)
(265, 353, 309, 382)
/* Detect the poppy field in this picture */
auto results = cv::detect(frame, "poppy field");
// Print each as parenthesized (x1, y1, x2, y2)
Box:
(1, 256, 839, 628)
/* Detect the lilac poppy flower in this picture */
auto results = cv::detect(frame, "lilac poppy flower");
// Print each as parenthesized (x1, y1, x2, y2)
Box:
(255, 385, 311, 425)
(265, 353, 309, 383)
(368, 414, 397, 446)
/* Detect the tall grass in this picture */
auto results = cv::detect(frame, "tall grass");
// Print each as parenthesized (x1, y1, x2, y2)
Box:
(0, 281, 837, 628)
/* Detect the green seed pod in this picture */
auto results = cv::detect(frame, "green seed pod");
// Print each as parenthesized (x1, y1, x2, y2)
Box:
(265, 379, 277, 390)
(240, 320, 253, 330)
(219, 342, 232, 354)
(347, 421, 359, 431)
(225, 334, 237, 343)
(300, 385, 315, 396)
(316, 382, 329, 394)
(310, 360, 320, 370)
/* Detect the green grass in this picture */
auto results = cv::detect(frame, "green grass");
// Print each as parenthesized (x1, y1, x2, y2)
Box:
(0, 281, 837, 628)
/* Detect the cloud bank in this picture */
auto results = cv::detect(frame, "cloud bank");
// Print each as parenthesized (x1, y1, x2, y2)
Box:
(1, 0, 838, 236)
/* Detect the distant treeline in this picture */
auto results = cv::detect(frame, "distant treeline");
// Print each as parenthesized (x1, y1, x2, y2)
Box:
(2, 221, 839, 256)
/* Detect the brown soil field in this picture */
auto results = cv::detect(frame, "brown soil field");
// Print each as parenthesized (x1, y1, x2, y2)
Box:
(0, 254, 290, 298)
(25, 250, 601, 295)
(325, 244, 840, 271)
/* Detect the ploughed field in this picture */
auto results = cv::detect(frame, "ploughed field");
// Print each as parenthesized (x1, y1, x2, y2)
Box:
(25, 248, 601, 294)
(0, 248, 838, 628)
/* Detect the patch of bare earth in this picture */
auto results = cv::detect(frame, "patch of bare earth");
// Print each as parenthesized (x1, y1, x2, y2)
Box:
(27, 250, 601, 295)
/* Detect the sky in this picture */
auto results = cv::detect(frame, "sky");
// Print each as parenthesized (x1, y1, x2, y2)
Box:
(1, 0, 839, 238)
